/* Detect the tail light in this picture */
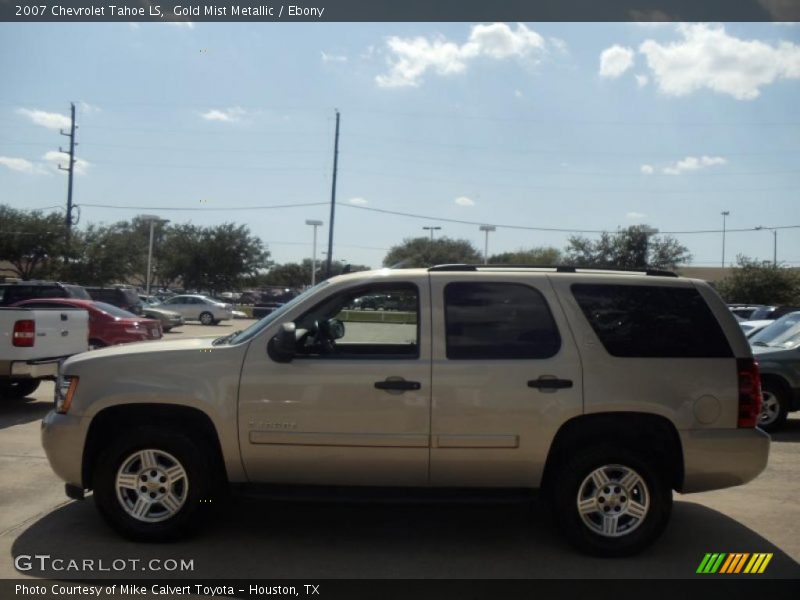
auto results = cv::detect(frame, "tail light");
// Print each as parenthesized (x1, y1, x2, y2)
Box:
(737, 358, 762, 428)
(12, 320, 35, 347)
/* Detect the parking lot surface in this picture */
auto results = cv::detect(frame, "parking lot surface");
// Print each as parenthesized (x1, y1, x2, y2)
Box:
(1, 319, 799, 579)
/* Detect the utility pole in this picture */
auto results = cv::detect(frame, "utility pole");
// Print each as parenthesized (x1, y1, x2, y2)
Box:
(325, 110, 340, 278)
(423, 226, 441, 241)
(720, 210, 730, 268)
(58, 102, 77, 250)
(479, 225, 496, 265)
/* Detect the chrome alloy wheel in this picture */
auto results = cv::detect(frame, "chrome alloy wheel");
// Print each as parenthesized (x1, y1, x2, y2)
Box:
(759, 390, 780, 426)
(115, 449, 189, 523)
(577, 464, 650, 538)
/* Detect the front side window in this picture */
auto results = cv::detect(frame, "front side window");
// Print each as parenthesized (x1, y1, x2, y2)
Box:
(294, 283, 419, 359)
(572, 284, 733, 358)
(444, 282, 561, 360)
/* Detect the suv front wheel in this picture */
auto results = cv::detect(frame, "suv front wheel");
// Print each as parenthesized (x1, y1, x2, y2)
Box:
(93, 427, 214, 541)
(551, 446, 672, 556)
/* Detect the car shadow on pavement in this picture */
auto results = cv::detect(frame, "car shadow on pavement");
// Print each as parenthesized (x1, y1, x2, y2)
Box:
(10, 496, 800, 579)
(768, 416, 800, 443)
(0, 397, 51, 430)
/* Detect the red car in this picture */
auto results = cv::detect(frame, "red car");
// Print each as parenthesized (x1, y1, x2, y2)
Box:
(13, 298, 162, 348)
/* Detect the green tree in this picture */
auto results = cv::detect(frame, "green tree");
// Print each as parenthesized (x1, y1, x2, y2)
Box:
(489, 247, 563, 265)
(716, 256, 800, 304)
(160, 223, 269, 293)
(260, 259, 370, 288)
(383, 237, 482, 268)
(564, 225, 691, 270)
(0, 205, 65, 279)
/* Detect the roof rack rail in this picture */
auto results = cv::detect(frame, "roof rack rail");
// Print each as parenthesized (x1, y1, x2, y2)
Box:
(427, 264, 678, 277)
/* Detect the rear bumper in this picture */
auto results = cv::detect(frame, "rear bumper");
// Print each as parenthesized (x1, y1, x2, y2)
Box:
(679, 427, 770, 493)
(3, 358, 61, 379)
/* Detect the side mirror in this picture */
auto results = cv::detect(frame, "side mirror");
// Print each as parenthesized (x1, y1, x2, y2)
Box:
(326, 318, 345, 340)
(268, 322, 296, 363)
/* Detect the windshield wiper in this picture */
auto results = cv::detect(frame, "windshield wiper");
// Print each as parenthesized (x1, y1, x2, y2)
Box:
(212, 331, 241, 346)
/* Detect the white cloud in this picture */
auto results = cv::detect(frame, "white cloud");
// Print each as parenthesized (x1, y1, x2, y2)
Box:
(348, 197, 368, 205)
(201, 107, 246, 122)
(79, 101, 101, 114)
(16, 108, 71, 130)
(42, 151, 90, 176)
(662, 155, 727, 175)
(639, 24, 800, 100)
(599, 45, 635, 78)
(166, 21, 195, 29)
(640, 164, 655, 174)
(376, 22, 545, 88)
(0, 156, 48, 175)
(514, 89, 523, 98)
(626, 212, 647, 220)
(548, 37, 569, 55)
(635, 74, 649, 87)
(321, 51, 348, 63)
(454, 196, 475, 207)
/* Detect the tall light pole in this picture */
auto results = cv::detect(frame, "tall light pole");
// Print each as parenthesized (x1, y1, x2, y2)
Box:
(479, 225, 496, 265)
(755, 226, 778, 267)
(306, 219, 323, 286)
(721, 211, 730, 268)
(422, 226, 441, 241)
(140, 214, 170, 296)
(641, 226, 659, 268)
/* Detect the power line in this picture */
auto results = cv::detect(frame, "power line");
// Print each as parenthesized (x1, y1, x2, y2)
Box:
(338, 203, 800, 236)
(77, 202, 329, 212)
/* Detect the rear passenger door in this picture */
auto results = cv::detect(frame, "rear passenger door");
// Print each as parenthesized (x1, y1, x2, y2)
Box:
(429, 273, 583, 488)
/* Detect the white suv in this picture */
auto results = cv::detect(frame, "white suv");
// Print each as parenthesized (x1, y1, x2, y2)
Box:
(41, 265, 769, 555)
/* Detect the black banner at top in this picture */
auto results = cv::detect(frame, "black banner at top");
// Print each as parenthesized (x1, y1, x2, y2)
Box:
(2, 0, 800, 22)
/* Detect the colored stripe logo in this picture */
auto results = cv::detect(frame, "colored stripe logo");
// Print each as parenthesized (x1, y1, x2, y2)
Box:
(697, 553, 772, 574)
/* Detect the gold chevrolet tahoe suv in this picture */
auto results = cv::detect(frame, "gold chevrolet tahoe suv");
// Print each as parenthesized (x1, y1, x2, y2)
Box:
(42, 265, 769, 556)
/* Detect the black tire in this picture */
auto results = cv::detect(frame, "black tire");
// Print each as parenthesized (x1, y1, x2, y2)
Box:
(92, 426, 216, 542)
(0, 379, 40, 399)
(759, 380, 789, 432)
(199, 312, 214, 326)
(550, 445, 672, 557)
(162, 326, 172, 333)
(88, 339, 107, 350)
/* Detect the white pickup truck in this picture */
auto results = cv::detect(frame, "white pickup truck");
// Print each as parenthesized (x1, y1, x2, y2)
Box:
(0, 307, 89, 399)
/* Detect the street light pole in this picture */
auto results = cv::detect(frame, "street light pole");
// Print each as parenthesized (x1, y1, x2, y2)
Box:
(721, 211, 730, 268)
(422, 226, 441, 241)
(141, 214, 169, 296)
(305, 219, 323, 286)
(479, 225, 496, 265)
(756, 226, 778, 267)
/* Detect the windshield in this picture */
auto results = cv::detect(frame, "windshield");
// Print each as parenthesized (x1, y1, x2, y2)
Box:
(94, 301, 138, 319)
(227, 281, 330, 345)
(750, 312, 800, 349)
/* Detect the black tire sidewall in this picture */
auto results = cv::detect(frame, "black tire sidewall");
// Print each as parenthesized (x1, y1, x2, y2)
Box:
(552, 445, 672, 557)
(759, 382, 789, 432)
(93, 427, 212, 542)
(0, 379, 40, 399)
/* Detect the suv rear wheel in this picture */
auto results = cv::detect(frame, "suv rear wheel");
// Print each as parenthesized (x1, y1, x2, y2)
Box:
(551, 445, 672, 556)
(93, 426, 214, 541)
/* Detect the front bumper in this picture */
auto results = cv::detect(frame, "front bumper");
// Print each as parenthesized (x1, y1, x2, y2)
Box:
(679, 427, 770, 493)
(41, 409, 86, 489)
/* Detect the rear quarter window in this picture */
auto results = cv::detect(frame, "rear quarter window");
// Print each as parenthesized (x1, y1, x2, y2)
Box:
(571, 283, 732, 358)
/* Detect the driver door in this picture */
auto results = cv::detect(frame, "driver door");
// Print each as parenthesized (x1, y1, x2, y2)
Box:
(238, 277, 431, 486)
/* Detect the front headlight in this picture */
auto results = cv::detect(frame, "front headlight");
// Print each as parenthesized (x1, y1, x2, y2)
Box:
(55, 376, 79, 414)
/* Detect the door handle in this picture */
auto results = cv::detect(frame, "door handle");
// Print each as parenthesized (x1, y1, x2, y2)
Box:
(527, 377, 573, 390)
(375, 379, 421, 391)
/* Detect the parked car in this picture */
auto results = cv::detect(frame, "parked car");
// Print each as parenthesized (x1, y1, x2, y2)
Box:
(0, 281, 90, 306)
(85, 285, 143, 315)
(137, 296, 184, 332)
(749, 311, 800, 431)
(0, 306, 88, 399)
(728, 304, 766, 320)
(748, 305, 800, 321)
(739, 319, 773, 338)
(158, 294, 233, 325)
(42, 265, 767, 555)
(13, 299, 162, 348)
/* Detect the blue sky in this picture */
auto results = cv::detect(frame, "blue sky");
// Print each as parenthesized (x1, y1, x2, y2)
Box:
(1, 21, 799, 269)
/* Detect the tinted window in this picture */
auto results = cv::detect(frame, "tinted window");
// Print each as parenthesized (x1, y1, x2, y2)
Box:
(93, 301, 137, 318)
(444, 282, 561, 360)
(3, 285, 66, 303)
(572, 284, 732, 358)
(64, 285, 91, 300)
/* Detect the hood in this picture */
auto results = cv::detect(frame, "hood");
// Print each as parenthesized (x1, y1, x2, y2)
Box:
(64, 336, 215, 368)
(752, 345, 793, 360)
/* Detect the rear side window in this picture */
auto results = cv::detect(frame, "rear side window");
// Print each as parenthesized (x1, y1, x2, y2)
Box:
(444, 282, 561, 359)
(64, 285, 91, 300)
(571, 284, 732, 358)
